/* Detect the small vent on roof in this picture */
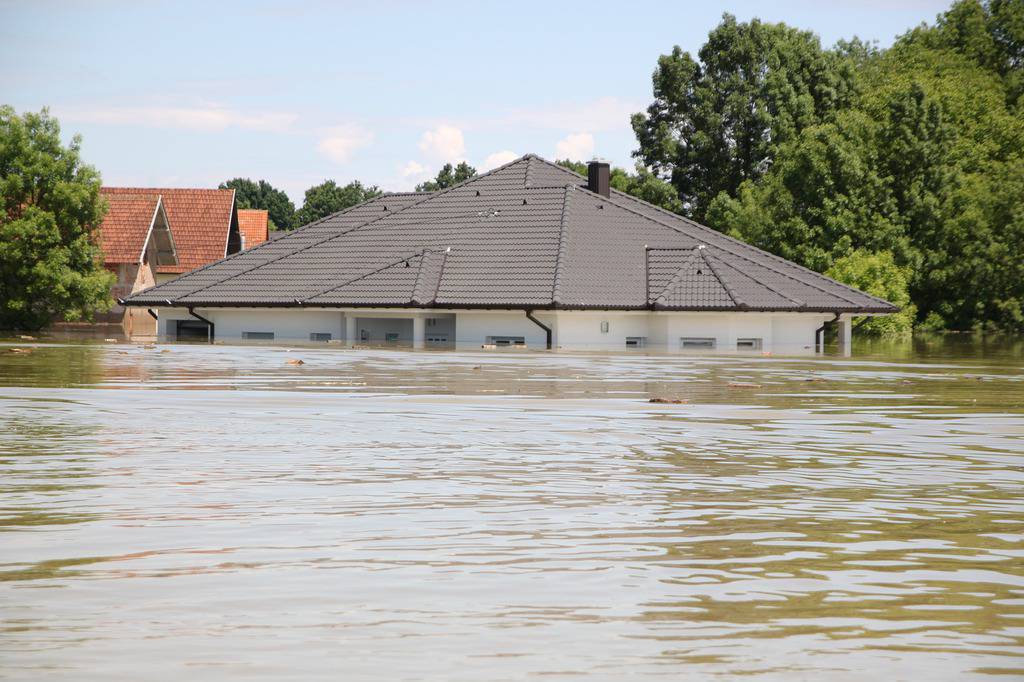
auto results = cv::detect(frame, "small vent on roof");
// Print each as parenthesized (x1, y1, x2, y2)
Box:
(475, 190, 480, 196)
(404, 260, 410, 268)
(523, 199, 528, 205)
(383, 205, 388, 211)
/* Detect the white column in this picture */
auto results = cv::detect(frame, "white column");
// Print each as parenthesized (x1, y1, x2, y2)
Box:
(412, 315, 425, 349)
(345, 314, 357, 347)
(837, 314, 852, 357)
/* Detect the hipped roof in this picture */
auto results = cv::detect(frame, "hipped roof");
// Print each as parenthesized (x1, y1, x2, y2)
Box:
(124, 155, 896, 314)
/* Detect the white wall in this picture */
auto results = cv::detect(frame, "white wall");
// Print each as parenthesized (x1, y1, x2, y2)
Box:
(157, 308, 342, 343)
(553, 312, 651, 350)
(153, 306, 833, 354)
(454, 311, 551, 349)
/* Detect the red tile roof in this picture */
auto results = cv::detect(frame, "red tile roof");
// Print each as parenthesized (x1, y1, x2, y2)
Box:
(98, 189, 161, 264)
(103, 187, 235, 273)
(238, 209, 269, 249)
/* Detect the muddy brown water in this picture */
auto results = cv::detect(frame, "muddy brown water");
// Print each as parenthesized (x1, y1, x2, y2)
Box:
(1, 338, 1023, 680)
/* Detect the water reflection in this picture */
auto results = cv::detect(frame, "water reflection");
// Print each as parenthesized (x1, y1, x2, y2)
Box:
(0, 340, 1022, 680)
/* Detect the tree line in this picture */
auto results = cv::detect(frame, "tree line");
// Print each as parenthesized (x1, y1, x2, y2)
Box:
(633, 0, 1023, 335)
(1, 0, 1019, 332)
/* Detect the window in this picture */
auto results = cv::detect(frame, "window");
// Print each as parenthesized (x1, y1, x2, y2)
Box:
(426, 334, 449, 343)
(175, 320, 209, 340)
(600, 321, 609, 333)
(310, 332, 332, 342)
(426, 318, 439, 327)
(242, 331, 274, 340)
(385, 332, 400, 342)
(486, 335, 525, 347)
(681, 337, 716, 350)
(737, 337, 762, 351)
(626, 336, 647, 348)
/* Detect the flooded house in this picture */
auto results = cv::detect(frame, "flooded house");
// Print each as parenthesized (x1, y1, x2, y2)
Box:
(123, 155, 895, 352)
(95, 190, 179, 337)
(103, 187, 242, 285)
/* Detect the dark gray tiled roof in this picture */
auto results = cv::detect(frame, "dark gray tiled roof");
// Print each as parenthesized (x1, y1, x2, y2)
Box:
(125, 155, 897, 313)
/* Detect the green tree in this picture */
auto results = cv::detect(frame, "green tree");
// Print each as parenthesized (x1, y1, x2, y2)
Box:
(826, 250, 916, 337)
(706, 24, 1024, 332)
(906, 0, 1024, 105)
(219, 177, 295, 231)
(556, 160, 683, 213)
(415, 162, 477, 192)
(0, 107, 114, 331)
(631, 14, 860, 220)
(293, 180, 382, 227)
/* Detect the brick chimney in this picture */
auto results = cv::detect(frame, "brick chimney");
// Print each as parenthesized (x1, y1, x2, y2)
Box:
(587, 160, 610, 197)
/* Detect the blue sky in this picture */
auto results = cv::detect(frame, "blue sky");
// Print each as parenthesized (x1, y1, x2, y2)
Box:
(1, 0, 951, 202)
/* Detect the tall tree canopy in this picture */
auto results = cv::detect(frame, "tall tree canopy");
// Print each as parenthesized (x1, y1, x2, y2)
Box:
(649, 1, 1024, 334)
(632, 14, 860, 220)
(416, 162, 477, 192)
(0, 107, 114, 330)
(293, 180, 382, 228)
(219, 178, 295, 231)
(555, 160, 683, 214)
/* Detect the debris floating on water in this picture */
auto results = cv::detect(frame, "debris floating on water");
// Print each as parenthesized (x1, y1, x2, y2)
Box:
(104, 338, 118, 343)
(649, 397, 688, 404)
(18, 335, 35, 340)
(8, 347, 33, 354)
(728, 381, 761, 388)
(286, 358, 305, 365)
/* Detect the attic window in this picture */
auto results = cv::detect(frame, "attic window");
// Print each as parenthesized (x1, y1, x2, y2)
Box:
(697, 269, 703, 275)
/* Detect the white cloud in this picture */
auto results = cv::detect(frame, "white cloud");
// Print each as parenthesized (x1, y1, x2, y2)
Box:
(400, 160, 428, 178)
(479, 150, 519, 172)
(418, 124, 465, 162)
(554, 133, 594, 161)
(317, 124, 374, 163)
(60, 105, 298, 133)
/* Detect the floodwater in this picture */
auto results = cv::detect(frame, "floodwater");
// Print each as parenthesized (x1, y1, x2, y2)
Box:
(1, 337, 1023, 681)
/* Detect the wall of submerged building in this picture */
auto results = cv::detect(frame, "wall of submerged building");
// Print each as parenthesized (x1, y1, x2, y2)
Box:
(152, 307, 835, 355)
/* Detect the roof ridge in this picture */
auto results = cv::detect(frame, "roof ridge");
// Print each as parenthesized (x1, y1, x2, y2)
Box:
(142, 194, 411, 301)
(705, 252, 806, 307)
(525, 156, 893, 308)
(591, 191, 868, 308)
(551, 185, 573, 305)
(698, 247, 746, 308)
(411, 249, 440, 305)
(137, 156, 540, 304)
(652, 249, 699, 306)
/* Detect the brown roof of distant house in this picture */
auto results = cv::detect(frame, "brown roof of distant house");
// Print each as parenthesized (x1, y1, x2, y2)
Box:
(238, 209, 269, 249)
(103, 187, 236, 274)
(97, 190, 163, 264)
(124, 155, 896, 313)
